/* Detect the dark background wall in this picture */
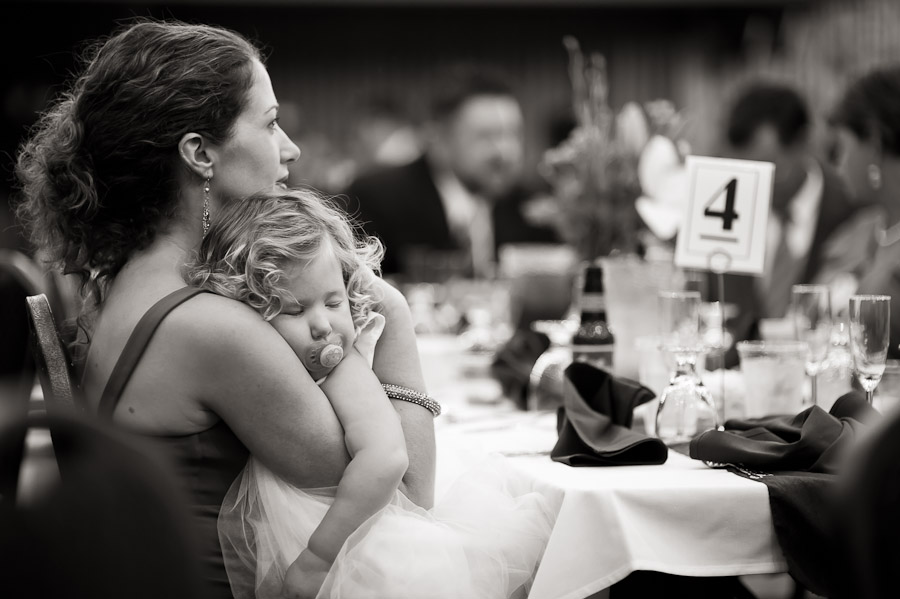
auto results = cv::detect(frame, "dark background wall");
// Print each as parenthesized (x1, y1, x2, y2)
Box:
(1, 1, 794, 204)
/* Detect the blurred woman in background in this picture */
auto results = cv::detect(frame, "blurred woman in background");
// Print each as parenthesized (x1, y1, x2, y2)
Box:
(815, 65, 900, 357)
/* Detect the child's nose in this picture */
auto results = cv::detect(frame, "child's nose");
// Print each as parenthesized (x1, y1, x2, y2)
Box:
(309, 314, 332, 340)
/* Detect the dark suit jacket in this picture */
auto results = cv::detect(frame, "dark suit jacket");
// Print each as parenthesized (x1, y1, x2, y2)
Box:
(708, 161, 861, 366)
(343, 155, 557, 278)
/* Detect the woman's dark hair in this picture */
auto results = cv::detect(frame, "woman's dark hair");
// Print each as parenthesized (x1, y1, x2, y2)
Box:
(830, 65, 900, 157)
(15, 19, 261, 317)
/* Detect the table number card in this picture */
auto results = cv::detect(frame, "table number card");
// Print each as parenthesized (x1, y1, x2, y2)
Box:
(674, 156, 774, 275)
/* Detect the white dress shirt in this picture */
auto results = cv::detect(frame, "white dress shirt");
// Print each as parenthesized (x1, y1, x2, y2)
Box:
(433, 169, 495, 278)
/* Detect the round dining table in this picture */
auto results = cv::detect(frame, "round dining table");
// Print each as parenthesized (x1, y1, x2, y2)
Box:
(436, 410, 787, 599)
(422, 334, 788, 599)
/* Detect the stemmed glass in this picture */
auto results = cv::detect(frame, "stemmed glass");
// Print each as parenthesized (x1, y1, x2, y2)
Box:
(791, 285, 832, 406)
(849, 295, 891, 404)
(655, 291, 719, 445)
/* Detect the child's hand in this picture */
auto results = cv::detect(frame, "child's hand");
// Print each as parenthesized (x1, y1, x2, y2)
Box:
(282, 548, 331, 599)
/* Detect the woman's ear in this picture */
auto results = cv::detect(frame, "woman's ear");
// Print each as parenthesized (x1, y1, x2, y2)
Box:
(178, 133, 214, 179)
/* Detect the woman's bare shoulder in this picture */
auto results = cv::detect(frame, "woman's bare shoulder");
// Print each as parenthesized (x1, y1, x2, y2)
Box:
(160, 292, 289, 356)
(153, 291, 325, 411)
(168, 291, 263, 325)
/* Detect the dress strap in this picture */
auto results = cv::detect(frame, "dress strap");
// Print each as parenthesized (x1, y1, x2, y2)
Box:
(98, 286, 207, 419)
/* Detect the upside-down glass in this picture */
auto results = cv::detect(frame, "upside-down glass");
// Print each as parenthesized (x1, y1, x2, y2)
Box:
(655, 291, 719, 445)
(791, 285, 832, 406)
(849, 295, 891, 404)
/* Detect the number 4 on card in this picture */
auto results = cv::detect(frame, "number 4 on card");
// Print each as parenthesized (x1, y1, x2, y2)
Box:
(703, 178, 738, 232)
(674, 156, 774, 276)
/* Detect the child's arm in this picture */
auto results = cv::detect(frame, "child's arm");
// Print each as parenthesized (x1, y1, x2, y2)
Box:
(305, 347, 408, 563)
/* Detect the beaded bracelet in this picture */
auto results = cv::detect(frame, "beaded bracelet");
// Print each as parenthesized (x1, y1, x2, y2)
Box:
(382, 383, 442, 417)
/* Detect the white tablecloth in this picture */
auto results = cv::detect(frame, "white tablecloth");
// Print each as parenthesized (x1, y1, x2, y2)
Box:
(436, 411, 787, 599)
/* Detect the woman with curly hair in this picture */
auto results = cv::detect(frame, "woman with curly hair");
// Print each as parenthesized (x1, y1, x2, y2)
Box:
(186, 189, 551, 599)
(15, 19, 435, 597)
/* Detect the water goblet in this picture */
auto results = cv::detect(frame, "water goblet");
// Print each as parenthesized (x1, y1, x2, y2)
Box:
(655, 291, 719, 446)
(791, 284, 832, 406)
(849, 295, 891, 404)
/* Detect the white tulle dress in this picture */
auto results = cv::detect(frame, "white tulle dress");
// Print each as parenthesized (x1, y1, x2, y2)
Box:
(218, 314, 554, 599)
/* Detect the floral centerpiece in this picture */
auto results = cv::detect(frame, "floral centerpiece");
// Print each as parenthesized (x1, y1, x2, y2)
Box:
(538, 36, 690, 261)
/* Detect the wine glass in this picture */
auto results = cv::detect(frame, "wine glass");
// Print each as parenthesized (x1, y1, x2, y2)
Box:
(655, 291, 719, 446)
(849, 295, 891, 404)
(791, 285, 832, 406)
(527, 320, 579, 411)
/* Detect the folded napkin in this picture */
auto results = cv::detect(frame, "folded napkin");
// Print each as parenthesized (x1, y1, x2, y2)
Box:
(688, 391, 879, 597)
(689, 391, 878, 474)
(551, 362, 668, 466)
(490, 328, 550, 410)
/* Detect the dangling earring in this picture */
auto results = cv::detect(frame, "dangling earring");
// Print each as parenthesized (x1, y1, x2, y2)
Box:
(202, 177, 211, 236)
(868, 164, 882, 191)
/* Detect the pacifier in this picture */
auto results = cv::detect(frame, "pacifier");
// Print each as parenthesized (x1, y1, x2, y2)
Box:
(304, 335, 345, 372)
(317, 344, 344, 368)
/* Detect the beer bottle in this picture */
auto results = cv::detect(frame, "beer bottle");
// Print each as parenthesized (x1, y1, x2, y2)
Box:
(571, 264, 614, 370)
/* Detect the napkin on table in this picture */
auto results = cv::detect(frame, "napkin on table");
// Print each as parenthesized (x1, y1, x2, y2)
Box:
(687, 391, 879, 598)
(688, 391, 878, 474)
(551, 362, 668, 466)
(490, 328, 549, 410)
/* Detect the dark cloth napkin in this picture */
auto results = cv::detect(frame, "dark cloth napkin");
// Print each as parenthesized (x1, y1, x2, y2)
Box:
(551, 362, 668, 466)
(490, 328, 549, 410)
(688, 392, 879, 597)
(689, 392, 878, 474)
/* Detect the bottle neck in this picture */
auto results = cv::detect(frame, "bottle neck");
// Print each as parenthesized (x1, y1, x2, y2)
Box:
(580, 310, 608, 323)
(579, 292, 606, 321)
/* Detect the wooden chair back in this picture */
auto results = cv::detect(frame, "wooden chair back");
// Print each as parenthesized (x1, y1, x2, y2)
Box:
(25, 294, 79, 411)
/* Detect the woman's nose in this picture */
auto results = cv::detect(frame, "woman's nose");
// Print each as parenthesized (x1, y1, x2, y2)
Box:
(281, 131, 301, 164)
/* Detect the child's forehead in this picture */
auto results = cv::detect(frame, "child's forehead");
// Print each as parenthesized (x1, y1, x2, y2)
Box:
(284, 236, 343, 270)
(280, 243, 346, 297)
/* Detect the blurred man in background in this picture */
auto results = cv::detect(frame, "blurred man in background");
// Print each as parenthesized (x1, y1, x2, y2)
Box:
(344, 68, 556, 281)
(710, 82, 860, 362)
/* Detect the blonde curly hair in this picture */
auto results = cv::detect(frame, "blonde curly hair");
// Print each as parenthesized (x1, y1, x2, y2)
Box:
(185, 188, 383, 324)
